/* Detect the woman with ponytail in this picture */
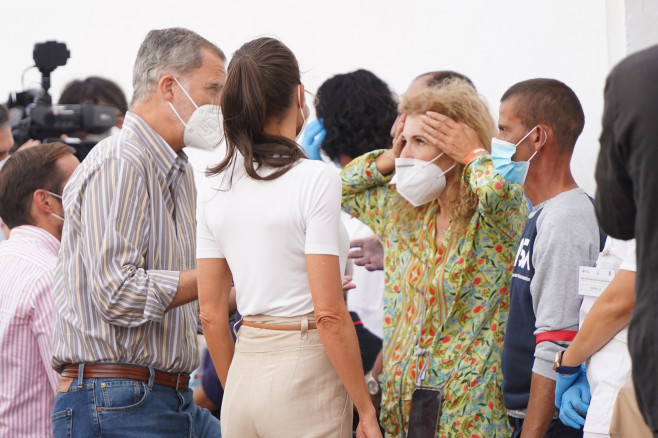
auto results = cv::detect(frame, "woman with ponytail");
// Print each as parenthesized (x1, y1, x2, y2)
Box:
(196, 37, 382, 438)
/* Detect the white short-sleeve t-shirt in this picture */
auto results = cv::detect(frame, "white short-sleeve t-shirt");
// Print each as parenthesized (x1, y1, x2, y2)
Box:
(197, 157, 349, 317)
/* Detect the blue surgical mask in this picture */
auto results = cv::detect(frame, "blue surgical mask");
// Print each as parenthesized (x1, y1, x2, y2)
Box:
(490, 127, 545, 185)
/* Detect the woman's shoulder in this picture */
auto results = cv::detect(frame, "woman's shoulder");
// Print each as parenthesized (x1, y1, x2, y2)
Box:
(291, 158, 341, 182)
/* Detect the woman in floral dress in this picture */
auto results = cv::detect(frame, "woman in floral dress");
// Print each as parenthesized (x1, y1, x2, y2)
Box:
(341, 79, 528, 437)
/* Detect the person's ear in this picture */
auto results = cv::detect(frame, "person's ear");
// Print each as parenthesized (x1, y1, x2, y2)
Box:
(159, 75, 176, 102)
(533, 125, 549, 151)
(33, 189, 53, 214)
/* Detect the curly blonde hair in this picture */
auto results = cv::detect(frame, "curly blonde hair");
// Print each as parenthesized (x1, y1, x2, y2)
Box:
(400, 79, 497, 225)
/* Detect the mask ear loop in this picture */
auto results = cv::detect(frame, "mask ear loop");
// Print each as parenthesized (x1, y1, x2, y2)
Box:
(168, 76, 200, 128)
(527, 128, 548, 162)
(172, 76, 199, 110)
(168, 102, 187, 127)
(421, 152, 456, 179)
(44, 191, 65, 222)
(515, 126, 537, 147)
(297, 84, 306, 125)
(422, 152, 445, 167)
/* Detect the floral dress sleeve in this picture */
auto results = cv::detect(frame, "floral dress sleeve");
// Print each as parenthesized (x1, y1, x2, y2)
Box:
(463, 154, 529, 239)
(341, 149, 395, 238)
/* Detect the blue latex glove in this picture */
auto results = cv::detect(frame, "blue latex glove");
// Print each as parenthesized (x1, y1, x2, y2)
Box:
(559, 372, 591, 429)
(301, 118, 326, 161)
(555, 363, 585, 409)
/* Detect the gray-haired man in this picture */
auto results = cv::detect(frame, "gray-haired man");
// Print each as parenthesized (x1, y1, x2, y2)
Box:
(51, 28, 225, 437)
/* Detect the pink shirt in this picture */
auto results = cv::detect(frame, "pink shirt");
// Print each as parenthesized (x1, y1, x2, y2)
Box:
(0, 225, 60, 437)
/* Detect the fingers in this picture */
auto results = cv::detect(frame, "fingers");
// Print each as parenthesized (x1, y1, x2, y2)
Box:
(423, 111, 457, 134)
(301, 119, 326, 159)
(350, 238, 366, 249)
(342, 283, 356, 293)
(306, 118, 325, 138)
(570, 395, 589, 415)
(559, 400, 586, 428)
(420, 112, 456, 147)
(420, 111, 485, 162)
(422, 111, 450, 134)
(348, 249, 364, 259)
(348, 246, 365, 260)
(391, 114, 406, 156)
(313, 129, 326, 146)
(342, 275, 356, 293)
(365, 263, 380, 272)
(554, 372, 580, 407)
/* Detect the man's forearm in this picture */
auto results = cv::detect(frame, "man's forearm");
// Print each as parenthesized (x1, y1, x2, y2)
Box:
(166, 269, 198, 310)
(521, 372, 556, 438)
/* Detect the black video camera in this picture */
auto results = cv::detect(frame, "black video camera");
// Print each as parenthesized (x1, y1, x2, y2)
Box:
(6, 41, 117, 160)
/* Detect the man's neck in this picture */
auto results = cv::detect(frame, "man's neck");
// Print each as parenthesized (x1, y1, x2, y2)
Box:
(525, 172, 578, 206)
(131, 102, 183, 152)
(523, 147, 580, 206)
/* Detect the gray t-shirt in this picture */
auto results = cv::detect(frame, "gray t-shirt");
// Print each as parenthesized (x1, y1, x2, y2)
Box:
(531, 188, 601, 379)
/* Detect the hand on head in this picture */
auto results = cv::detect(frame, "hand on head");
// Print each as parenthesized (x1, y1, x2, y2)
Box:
(301, 118, 326, 160)
(390, 114, 406, 159)
(420, 111, 484, 163)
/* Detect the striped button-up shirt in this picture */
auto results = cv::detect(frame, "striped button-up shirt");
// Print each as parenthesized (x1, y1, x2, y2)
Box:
(52, 112, 199, 374)
(0, 225, 61, 437)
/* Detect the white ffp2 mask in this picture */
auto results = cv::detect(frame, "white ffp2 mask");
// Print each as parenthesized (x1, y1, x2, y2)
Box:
(392, 153, 455, 207)
(168, 76, 225, 151)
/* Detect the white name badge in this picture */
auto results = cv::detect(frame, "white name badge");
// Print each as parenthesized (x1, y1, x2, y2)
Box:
(578, 266, 616, 298)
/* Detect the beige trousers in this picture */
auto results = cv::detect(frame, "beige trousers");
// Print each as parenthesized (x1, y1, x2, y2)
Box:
(220, 314, 353, 438)
(609, 378, 652, 438)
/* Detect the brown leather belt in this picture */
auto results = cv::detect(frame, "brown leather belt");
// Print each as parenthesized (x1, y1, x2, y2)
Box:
(61, 364, 190, 390)
(241, 320, 317, 331)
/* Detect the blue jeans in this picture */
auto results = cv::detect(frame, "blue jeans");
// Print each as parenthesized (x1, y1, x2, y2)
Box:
(52, 367, 221, 438)
(508, 415, 583, 438)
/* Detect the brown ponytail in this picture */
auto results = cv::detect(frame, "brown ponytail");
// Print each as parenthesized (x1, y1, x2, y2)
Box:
(208, 37, 306, 181)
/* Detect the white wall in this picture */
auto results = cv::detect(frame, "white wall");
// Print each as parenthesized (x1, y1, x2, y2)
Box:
(0, 0, 641, 195)
(625, 0, 658, 55)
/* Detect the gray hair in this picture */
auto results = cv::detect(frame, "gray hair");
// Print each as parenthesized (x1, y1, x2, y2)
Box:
(131, 28, 225, 105)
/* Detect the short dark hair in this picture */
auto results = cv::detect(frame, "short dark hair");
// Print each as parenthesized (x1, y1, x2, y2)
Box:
(315, 69, 398, 160)
(59, 76, 128, 115)
(416, 70, 476, 89)
(210, 37, 305, 181)
(0, 105, 9, 129)
(501, 78, 584, 151)
(0, 142, 75, 228)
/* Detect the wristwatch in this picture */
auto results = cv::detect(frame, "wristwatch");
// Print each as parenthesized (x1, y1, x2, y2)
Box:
(365, 371, 380, 395)
(553, 350, 581, 375)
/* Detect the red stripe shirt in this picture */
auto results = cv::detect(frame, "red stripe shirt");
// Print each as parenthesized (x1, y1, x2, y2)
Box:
(0, 225, 60, 437)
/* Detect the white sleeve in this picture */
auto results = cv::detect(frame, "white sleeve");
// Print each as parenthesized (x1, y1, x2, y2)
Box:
(196, 180, 225, 259)
(304, 165, 342, 256)
(618, 239, 636, 272)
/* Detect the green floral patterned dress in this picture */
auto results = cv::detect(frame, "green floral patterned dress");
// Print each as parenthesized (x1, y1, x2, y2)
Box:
(341, 151, 528, 437)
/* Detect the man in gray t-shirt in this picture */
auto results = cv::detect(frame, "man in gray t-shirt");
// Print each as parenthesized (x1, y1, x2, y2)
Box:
(495, 79, 600, 438)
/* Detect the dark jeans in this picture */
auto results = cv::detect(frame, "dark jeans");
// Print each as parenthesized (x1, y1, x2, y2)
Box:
(508, 415, 583, 438)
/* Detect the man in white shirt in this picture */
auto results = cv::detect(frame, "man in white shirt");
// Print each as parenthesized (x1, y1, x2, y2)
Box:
(0, 142, 79, 437)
